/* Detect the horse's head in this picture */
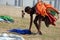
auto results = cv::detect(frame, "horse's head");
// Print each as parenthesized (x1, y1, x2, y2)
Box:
(25, 6, 32, 14)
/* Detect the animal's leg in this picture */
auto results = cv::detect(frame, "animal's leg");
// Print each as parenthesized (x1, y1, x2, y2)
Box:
(34, 15, 42, 35)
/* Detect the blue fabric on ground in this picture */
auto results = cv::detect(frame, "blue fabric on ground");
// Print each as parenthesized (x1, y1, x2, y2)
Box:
(9, 29, 32, 34)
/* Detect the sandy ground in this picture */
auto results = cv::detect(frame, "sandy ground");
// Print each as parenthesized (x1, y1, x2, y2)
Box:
(0, 5, 60, 40)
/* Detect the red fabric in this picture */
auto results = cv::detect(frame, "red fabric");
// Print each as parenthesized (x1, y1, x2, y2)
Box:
(47, 13, 56, 26)
(44, 3, 57, 26)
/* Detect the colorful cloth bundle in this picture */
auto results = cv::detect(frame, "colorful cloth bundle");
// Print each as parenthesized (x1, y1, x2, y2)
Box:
(36, 2, 59, 26)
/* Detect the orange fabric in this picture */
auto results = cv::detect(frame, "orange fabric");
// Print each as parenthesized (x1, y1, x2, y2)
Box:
(44, 3, 52, 8)
(44, 3, 57, 20)
(44, 3, 59, 14)
(36, 2, 57, 26)
(36, 2, 48, 17)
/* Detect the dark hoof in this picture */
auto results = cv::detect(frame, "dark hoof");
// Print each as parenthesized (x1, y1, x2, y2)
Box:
(38, 31, 42, 35)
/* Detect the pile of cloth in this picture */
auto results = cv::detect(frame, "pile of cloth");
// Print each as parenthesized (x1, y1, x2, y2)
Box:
(0, 16, 14, 23)
(36, 2, 59, 27)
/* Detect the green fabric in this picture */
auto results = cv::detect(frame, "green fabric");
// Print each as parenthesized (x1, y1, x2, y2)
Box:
(49, 10, 59, 19)
(50, 10, 57, 16)
(0, 16, 14, 22)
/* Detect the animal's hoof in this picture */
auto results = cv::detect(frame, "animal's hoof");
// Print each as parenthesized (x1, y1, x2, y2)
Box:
(38, 31, 42, 35)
